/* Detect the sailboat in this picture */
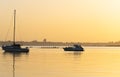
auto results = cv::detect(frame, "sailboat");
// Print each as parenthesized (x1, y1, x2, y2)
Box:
(2, 10, 29, 52)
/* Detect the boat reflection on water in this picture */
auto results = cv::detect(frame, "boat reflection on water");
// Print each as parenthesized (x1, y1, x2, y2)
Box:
(3, 51, 29, 56)
(65, 51, 83, 55)
(3, 52, 29, 77)
(64, 51, 83, 59)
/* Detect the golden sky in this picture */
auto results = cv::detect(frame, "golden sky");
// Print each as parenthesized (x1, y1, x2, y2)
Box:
(0, 0, 120, 42)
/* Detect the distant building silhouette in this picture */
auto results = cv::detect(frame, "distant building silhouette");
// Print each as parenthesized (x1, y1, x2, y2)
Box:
(43, 38, 47, 42)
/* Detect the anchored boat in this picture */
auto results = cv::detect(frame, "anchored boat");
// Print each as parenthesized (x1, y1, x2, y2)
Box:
(2, 10, 29, 52)
(63, 44, 84, 51)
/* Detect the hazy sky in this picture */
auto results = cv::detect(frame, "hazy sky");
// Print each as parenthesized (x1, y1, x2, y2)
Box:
(0, 0, 120, 42)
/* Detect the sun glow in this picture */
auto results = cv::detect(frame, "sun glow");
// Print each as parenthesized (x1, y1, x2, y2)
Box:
(0, 0, 120, 42)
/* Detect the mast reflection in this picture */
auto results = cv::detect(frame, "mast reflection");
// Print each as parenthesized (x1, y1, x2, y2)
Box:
(13, 53, 15, 77)
(3, 52, 29, 77)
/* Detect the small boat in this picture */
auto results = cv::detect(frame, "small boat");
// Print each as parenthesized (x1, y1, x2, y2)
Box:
(2, 44, 29, 52)
(63, 44, 84, 51)
(2, 10, 29, 52)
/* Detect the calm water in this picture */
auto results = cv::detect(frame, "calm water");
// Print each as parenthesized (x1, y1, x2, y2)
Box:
(1, 47, 120, 77)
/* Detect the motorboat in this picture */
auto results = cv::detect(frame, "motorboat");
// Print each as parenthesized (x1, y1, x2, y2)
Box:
(63, 44, 84, 51)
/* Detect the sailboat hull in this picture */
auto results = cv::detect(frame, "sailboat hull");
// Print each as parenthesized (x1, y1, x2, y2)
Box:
(2, 45, 29, 52)
(3, 48, 29, 52)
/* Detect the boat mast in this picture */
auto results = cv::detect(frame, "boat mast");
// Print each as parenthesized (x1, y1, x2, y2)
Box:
(13, 10, 16, 45)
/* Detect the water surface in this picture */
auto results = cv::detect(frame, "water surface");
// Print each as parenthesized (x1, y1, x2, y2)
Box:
(0, 47, 120, 77)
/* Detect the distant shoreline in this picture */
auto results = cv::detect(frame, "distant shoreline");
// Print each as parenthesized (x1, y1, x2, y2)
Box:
(0, 41, 120, 47)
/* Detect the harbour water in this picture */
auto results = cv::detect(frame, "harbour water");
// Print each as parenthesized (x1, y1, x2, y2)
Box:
(0, 46, 120, 77)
